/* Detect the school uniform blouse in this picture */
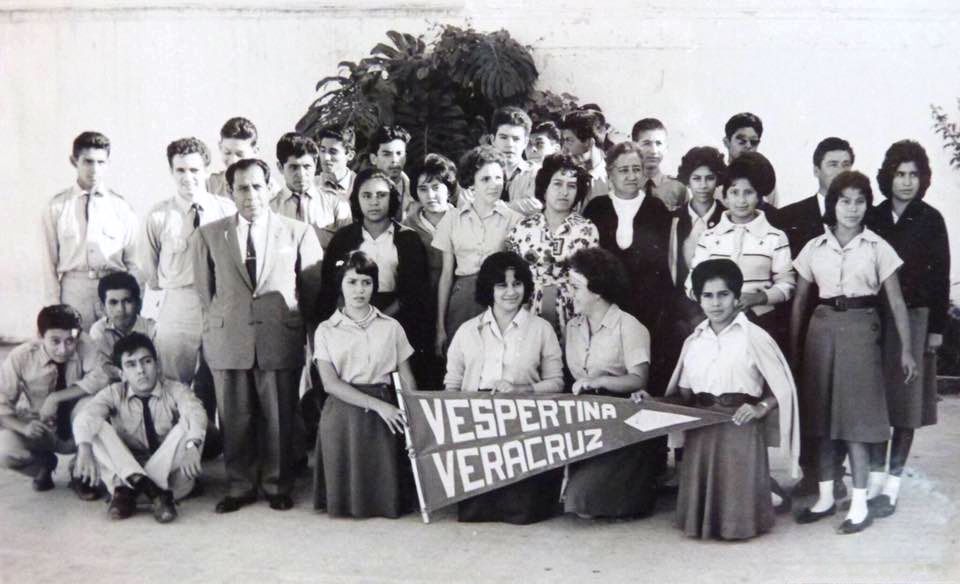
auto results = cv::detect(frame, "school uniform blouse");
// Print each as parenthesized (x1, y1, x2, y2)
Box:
(444, 308, 564, 394)
(678, 313, 764, 398)
(313, 308, 414, 385)
(401, 208, 446, 292)
(505, 212, 600, 328)
(686, 210, 795, 316)
(431, 201, 523, 276)
(793, 227, 902, 298)
(565, 304, 650, 380)
(868, 199, 951, 334)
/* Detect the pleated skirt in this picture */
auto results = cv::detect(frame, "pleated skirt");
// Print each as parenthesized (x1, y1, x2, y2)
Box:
(563, 440, 660, 518)
(883, 307, 938, 428)
(445, 274, 483, 340)
(677, 409, 773, 540)
(317, 385, 414, 518)
(799, 306, 889, 443)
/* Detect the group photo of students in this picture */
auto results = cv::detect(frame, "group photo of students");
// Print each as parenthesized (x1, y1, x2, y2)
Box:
(0, 103, 950, 542)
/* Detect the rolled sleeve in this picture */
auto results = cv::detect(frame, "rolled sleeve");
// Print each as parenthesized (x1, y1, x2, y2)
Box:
(767, 237, 796, 303)
(531, 322, 564, 394)
(875, 240, 904, 285)
(431, 213, 455, 254)
(0, 354, 22, 417)
(442, 328, 467, 390)
(622, 318, 651, 368)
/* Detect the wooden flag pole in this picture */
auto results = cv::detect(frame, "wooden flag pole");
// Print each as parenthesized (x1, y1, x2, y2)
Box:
(392, 372, 431, 524)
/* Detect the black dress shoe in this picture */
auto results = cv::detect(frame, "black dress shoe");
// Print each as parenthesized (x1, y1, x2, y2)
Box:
(791, 475, 818, 498)
(834, 480, 848, 500)
(152, 491, 178, 523)
(69, 477, 103, 501)
(214, 493, 258, 514)
(794, 504, 837, 524)
(109, 486, 137, 520)
(868, 494, 897, 518)
(771, 480, 792, 514)
(32, 468, 55, 492)
(837, 513, 874, 534)
(267, 493, 294, 511)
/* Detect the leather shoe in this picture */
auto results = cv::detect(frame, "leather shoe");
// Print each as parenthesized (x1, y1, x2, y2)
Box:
(868, 494, 897, 518)
(771, 480, 792, 514)
(32, 468, 55, 492)
(834, 480, 848, 500)
(791, 475, 818, 498)
(837, 513, 874, 534)
(108, 486, 137, 520)
(214, 493, 257, 514)
(69, 477, 103, 501)
(152, 491, 178, 523)
(794, 504, 837, 524)
(267, 493, 294, 511)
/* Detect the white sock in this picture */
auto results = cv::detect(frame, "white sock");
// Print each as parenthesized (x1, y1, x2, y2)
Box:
(846, 488, 868, 523)
(811, 480, 835, 512)
(771, 491, 783, 507)
(882, 475, 902, 504)
(867, 471, 887, 499)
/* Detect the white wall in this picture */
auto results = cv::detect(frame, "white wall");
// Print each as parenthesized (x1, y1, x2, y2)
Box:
(2, 0, 960, 338)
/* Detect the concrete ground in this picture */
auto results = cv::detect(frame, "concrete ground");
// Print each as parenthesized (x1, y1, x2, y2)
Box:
(1, 395, 958, 584)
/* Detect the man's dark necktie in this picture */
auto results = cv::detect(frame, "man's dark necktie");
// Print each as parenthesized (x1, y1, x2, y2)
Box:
(291, 193, 304, 221)
(644, 179, 656, 200)
(135, 395, 160, 452)
(191, 203, 202, 229)
(53, 362, 72, 441)
(245, 227, 257, 284)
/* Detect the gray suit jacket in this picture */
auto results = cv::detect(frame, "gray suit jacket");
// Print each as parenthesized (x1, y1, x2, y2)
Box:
(193, 212, 323, 371)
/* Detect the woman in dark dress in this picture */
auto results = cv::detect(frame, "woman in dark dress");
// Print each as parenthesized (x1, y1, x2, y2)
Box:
(866, 140, 950, 517)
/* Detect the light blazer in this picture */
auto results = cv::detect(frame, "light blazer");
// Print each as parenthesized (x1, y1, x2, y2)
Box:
(193, 212, 323, 371)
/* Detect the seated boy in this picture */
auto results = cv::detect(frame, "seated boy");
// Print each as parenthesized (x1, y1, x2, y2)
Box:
(73, 333, 207, 522)
(368, 125, 414, 219)
(317, 125, 358, 198)
(41, 132, 141, 331)
(631, 118, 688, 211)
(89, 272, 156, 382)
(491, 106, 541, 215)
(271, 132, 352, 249)
(560, 110, 609, 205)
(0, 305, 106, 497)
(524, 121, 562, 166)
(206, 117, 280, 200)
(721, 112, 779, 208)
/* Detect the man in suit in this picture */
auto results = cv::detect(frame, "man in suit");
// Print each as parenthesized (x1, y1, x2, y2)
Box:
(777, 136, 854, 498)
(194, 158, 323, 512)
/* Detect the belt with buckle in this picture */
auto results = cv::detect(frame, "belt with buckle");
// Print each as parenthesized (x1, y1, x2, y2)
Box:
(819, 296, 878, 311)
(694, 393, 760, 408)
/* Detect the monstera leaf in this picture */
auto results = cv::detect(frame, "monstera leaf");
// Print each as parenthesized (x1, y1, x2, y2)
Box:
(437, 27, 539, 104)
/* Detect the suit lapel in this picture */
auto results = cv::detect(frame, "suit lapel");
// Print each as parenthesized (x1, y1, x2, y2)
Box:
(259, 212, 283, 288)
(225, 216, 255, 291)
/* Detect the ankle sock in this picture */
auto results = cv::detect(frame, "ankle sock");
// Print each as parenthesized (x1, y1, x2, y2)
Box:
(847, 488, 868, 523)
(811, 480, 835, 512)
(867, 471, 886, 499)
(882, 475, 902, 504)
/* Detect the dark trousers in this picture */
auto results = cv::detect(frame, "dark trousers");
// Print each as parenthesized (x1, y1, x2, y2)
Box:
(213, 367, 299, 497)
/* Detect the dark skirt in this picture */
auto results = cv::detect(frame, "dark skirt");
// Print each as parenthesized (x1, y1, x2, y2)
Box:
(883, 307, 938, 428)
(458, 468, 563, 524)
(445, 274, 483, 341)
(563, 440, 660, 518)
(677, 406, 773, 540)
(316, 384, 414, 518)
(800, 306, 889, 443)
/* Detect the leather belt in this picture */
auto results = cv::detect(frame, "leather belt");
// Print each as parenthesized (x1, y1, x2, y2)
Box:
(818, 295, 878, 311)
(694, 393, 760, 408)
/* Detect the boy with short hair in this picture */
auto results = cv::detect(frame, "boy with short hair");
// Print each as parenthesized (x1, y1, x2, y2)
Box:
(73, 333, 207, 522)
(207, 117, 280, 200)
(42, 132, 141, 331)
(317, 125, 357, 198)
(560, 110, 609, 205)
(631, 118, 688, 212)
(721, 112, 779, 208)
(89, 272, 156, 381)
(368, 125, 414, 218)
(271, 132, 352, 249)
(525, 121, 562, 166)
(0, 305, 107, 495)
(490, 106, 541, 214)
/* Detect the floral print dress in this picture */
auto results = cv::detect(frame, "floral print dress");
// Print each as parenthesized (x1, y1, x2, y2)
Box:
(505, 212, 600, 339)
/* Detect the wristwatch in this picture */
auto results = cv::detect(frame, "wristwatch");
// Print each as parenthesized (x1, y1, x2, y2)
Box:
(185, 439, 202, 450)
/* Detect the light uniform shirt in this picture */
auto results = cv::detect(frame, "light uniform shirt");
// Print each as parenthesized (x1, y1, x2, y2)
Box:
(236, 214, 270, 280)
(318, 168, 357, 201)
(359, 224, 399, 293)
(313, 307, 414, 385)
(609, 192, 646, 250)
(669, 201, 720, 283)
(643, 170, 688, 212)
(41, 183, 140, 304)
(0, 335, 106, 418)
(505, 160, 538, 211)
(72, 378, 207, 453)
(431, 200, 523, 276)
(565, 304, 650, 380)
(444, 308, 564, 393)
(88, 316, 157, 376)
(793, 226, 903, 298)
(143, 192, 237, 290)
(270, 185, 352, 232)
(686, 210, 795, 316)
(679, 312, 764, 397)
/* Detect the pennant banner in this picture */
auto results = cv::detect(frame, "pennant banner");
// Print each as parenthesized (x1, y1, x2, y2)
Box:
(396, 389, 733, 518)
